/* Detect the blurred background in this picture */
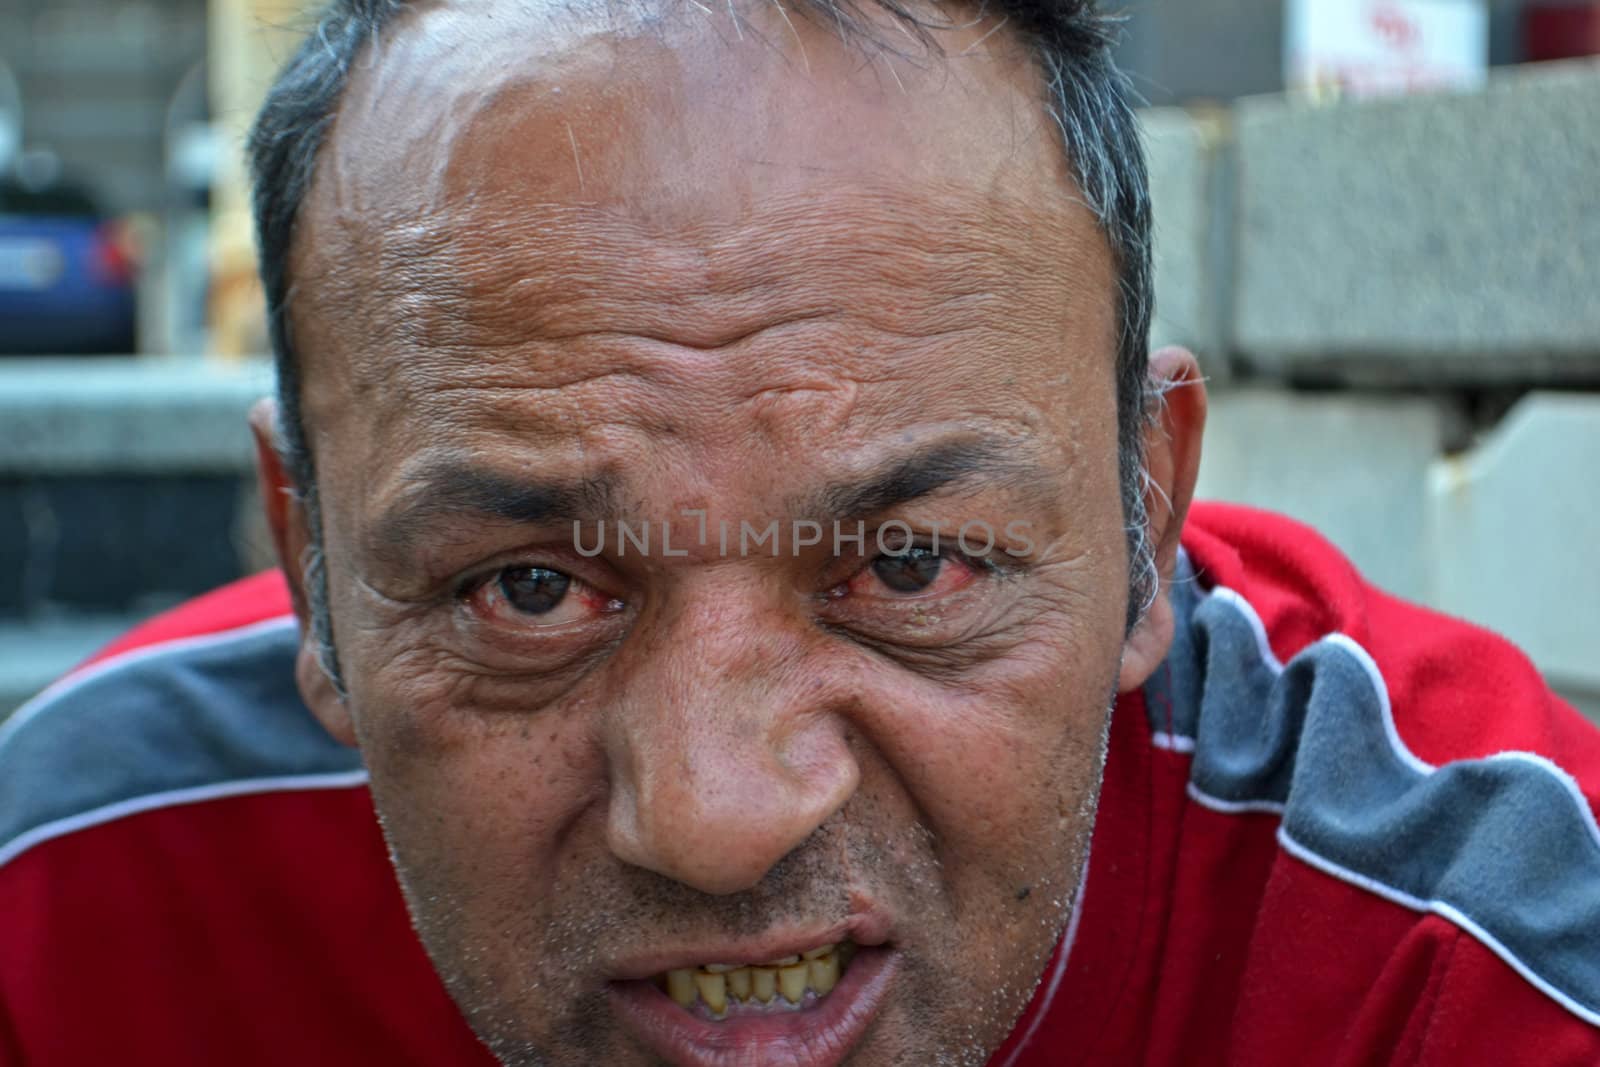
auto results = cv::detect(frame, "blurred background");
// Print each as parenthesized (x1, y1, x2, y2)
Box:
(0, 0, 1596, 720)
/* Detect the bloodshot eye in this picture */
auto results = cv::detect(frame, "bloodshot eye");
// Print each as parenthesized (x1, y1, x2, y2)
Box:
(497, 567, 570, 615)
(466, 565, 619, 629)
(871, 546, 944, 594)
(843, 544, 979, 601)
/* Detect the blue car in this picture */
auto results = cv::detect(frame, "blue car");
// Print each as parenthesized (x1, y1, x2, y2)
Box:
(0, 180, 137, 356)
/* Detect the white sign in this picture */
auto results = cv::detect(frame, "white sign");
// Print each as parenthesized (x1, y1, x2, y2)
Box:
(1286, 0, 1489, 98)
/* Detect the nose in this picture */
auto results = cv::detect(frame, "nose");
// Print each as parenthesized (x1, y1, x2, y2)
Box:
(604, 585, 861, 896)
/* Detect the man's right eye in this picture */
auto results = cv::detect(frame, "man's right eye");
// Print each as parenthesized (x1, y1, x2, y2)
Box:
(497, 567, 571, 614)
(463, 565, 621, 628)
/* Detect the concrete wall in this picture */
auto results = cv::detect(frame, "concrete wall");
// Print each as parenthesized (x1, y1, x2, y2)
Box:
(1427, 394, 1600, 715)
(1232, 59, 1600, 382)
(1144, 58, 1600, 721)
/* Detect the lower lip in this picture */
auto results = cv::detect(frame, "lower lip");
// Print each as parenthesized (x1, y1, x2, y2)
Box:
(608, 947, 899, 1067)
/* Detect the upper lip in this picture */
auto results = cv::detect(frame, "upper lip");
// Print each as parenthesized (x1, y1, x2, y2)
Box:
(606, 910, 895, 981)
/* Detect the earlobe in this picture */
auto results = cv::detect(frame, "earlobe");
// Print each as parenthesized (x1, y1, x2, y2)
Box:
(1119, 592, 1174, 693)
(296, 641, 357, 746)
(1117, 347, 1207, 693)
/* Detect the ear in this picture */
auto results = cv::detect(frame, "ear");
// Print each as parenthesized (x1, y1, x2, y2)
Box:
(249, 398, 357, 746)
(1117, 347, 1207, 693)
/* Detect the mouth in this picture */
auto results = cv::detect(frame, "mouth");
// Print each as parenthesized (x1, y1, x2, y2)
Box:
(609, 936, 899, 1067)
(659, 941, 856, 1017)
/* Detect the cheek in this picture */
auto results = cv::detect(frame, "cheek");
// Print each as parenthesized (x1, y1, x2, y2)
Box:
(914, 688, 1107, 858)
(347, 640, 609, 908)
(854, 579, 1124, 904)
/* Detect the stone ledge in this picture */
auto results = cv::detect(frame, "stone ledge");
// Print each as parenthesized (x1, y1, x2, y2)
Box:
(1142, 107, 1231, 370)
(1195, 388, 1452, 602)
(1427, 392, 1600, 698)
(1232, 58, 1600, 380)
(0, 358, 272, 474)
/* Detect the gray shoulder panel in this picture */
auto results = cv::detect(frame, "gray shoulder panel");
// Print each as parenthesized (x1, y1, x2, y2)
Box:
(0, 619, 364, 869)
(1148, 580, 1600, 1026)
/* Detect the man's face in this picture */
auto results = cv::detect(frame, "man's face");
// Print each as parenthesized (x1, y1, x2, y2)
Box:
(281, 3, 1148, 1063)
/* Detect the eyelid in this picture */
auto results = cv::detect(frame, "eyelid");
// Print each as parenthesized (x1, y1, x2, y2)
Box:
(842, 543, 985, 601)
(453, 550, 620, 602)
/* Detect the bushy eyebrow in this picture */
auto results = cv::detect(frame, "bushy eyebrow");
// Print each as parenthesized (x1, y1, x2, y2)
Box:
(802, 436, 1053, 522)
(367, 465, 620, 557)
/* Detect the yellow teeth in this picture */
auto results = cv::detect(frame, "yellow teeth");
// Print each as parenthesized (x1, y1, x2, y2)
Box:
(778, 962, 808, 1004)
(658, 943, 852, 1013)
(694, 972, 727, 1014)
(666, 969, 696, 1008)
(727, 967, 752, 1000)
(808, 953, 839, 995)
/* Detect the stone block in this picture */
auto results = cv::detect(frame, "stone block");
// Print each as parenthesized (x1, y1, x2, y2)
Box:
(1232, 58, 1600, 382)
(1427, 392, 1600, 706)
(0, 358, 271, 620)
(1195, 388, 1451, 601)
(1142, 107, 1230, 371)
(0, 357, 271, 474)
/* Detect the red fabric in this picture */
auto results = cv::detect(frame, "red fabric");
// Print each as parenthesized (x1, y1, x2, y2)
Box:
(82, 569, 294, 669)
(992, 503, 1600, 1066)
(1524, 5, 1600, 62)
(1184, 503, 1600, 820)
(4, 503, 1598, 1065)
(0, 790, 495, 1067)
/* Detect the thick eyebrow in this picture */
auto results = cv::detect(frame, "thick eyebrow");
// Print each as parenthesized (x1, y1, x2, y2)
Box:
(367, 464, 619, 557)
(804, 436, 1049, 522)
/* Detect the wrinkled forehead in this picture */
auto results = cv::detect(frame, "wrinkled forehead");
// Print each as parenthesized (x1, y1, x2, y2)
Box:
(286, 0, 1114, 409)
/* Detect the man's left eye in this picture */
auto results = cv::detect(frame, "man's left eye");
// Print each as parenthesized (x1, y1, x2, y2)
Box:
(851, 546, 978, 600)
(871, 547, 944, 593)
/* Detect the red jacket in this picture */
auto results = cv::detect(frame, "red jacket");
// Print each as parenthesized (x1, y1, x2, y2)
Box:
(4, 503, 1598, 1065)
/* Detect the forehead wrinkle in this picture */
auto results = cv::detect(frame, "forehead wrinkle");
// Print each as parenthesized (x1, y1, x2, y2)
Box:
(287, 0, 1120, 483)
(325, 182, 1097, 364)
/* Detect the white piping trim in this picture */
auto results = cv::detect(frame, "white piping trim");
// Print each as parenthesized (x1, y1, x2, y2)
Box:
(1176, 585, 1600, 1029)
(1327, 630, 1600, 854)
(0, 615, 297, 756)
(997, 852, 1092, 1067)
(1186, 780, 1286, 816)
(1323, 634, 1436, 777)
(0, 769, 370, 872)
(1278, 826, 1600, 1028)
(1150, 731, 1197, 754)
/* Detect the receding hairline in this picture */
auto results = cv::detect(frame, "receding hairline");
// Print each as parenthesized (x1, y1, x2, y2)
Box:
(284, 0, 1089, 262)
(281, 0, 1114, 402)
